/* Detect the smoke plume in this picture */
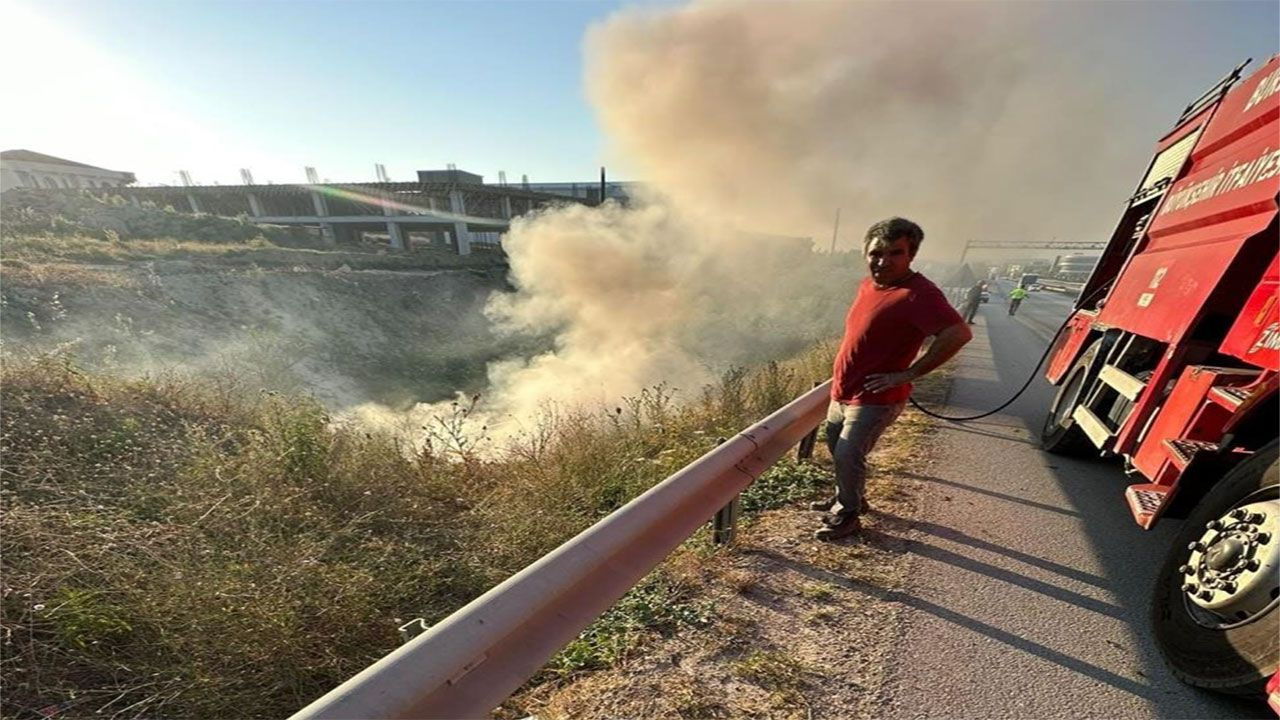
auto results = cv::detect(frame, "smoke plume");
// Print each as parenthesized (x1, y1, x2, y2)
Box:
(407, 1, 1205, 436)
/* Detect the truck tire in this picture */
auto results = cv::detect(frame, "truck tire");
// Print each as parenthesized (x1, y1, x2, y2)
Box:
(1151, 440, 1279, 695)
(1041, 340, 1098, 456)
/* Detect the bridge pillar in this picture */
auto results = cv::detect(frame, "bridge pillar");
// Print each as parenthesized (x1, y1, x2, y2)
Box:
(453, 224, 471, 255)
(246, 192, 264, 217)
(186, 193, 203, 214)
(449, 189, 471, 255)
(387, 222, 405, 251)
(320, 223, 338, 247)
(310, 189, 329, 218)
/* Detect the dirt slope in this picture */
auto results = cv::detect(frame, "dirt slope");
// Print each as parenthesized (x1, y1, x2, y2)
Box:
(1, 255, 531, 409)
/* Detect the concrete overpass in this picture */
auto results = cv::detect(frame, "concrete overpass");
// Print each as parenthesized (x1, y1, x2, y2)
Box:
(104, 181, 593, 255)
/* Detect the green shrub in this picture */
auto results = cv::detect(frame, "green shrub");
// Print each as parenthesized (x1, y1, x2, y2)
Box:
(740, 459, 830, 514)
(548, 573, 714, 676)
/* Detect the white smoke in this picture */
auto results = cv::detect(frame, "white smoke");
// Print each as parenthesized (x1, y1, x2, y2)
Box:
(392, 0, 1212, 440)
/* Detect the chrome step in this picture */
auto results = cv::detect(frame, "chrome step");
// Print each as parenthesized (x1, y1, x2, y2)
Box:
(1098, 364, 1147, 401)
(1072, 405, 1114, 449)
(1208, 385, 1251, 411)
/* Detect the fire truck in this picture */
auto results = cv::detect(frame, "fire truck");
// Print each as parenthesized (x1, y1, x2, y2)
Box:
(1040, 56, 1279, 699)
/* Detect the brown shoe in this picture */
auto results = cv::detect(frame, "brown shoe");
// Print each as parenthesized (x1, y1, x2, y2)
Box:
(815, 515, 862, 542)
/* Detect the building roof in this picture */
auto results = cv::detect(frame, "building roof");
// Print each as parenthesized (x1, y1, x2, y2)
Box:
(1, 149, 112, 171)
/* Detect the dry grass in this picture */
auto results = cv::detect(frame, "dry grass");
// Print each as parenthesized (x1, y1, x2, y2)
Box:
(1, 234, 503, 273)
(0, 340, 842, 720)
(0, 261, 140, 290)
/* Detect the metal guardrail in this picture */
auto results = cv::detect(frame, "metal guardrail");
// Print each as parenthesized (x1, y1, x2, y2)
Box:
(290, 380, 832, 720)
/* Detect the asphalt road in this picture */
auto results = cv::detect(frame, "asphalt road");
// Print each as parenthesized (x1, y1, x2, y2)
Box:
(875, 280, 1266, 719)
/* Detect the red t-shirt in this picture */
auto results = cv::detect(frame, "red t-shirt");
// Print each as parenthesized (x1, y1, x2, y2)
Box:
(832, 272, 962, 405)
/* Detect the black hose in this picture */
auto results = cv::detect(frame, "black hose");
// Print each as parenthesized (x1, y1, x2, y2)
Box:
(907, 283, 1107, 422)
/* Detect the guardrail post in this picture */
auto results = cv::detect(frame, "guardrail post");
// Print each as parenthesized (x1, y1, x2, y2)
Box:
(796, 381, 823, 462)
(711, 436, 739, 544)
(713, 494, 740, 544)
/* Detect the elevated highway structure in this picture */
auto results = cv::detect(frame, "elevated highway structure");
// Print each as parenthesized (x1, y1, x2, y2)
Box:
(90, 181, 592, 255)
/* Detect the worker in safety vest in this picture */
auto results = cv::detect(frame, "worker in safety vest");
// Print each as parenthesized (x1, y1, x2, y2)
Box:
(1008, 285, 1028, 316)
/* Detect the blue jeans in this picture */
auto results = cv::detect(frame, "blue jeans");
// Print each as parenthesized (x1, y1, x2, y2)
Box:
(825, 400, 904, 520)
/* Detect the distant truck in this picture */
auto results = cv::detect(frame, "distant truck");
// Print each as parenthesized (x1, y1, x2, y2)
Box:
(1040, 56, 1279, 701)
(1018, 273, 1040, 291)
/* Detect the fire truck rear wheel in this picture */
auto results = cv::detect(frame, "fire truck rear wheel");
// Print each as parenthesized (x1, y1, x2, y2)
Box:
(1151, 440, 1279, 695)
(1041, 340, 1097, 456)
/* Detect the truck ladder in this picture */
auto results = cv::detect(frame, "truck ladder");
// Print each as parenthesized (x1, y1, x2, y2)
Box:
(1072, 334, 1150, 450)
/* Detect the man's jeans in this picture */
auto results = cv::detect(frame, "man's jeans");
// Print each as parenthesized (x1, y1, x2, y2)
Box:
(824, 400, 904, 520)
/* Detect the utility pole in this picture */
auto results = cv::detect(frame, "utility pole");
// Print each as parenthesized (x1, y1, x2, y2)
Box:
(599, 166, 606, 206)
(829, 208, 841, 254)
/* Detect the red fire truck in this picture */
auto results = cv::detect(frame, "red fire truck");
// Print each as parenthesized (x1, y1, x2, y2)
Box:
(1040, 56, 1279, 700)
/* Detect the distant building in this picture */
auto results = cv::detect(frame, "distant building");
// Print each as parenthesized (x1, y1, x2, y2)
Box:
(414, 167, 639, 205)
(417, 168, 485, 185)
(0, 149, 136, 192)
(521, 181, 638, 204)
(1052, 254, 1101, 282)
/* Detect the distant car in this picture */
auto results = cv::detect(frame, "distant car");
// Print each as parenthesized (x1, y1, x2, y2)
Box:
(1027, 283, 1043, 292)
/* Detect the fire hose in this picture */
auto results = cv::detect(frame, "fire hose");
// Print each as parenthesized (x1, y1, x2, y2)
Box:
(906, 284, 1107, 422)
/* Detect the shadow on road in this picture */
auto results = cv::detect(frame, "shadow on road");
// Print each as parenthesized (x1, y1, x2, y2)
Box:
(750, 548, 1176, 703)
(899, 471, 1082, 518)
(923, 294, 1268, 718)
(877, 509, 1108, 587)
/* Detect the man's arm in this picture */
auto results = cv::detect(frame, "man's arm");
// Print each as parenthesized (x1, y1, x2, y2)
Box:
(863, 321, 973, 393)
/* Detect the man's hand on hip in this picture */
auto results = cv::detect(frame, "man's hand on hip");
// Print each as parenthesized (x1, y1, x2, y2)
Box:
(863, 370, 914, 393)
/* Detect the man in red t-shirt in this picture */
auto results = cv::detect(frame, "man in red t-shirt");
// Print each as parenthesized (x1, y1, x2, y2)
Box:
(814, 217, 973, 541)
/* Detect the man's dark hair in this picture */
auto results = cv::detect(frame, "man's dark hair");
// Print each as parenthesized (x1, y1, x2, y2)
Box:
(864, 217, 924, 256)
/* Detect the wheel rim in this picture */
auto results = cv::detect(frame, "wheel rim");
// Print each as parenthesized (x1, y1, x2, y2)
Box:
(1048, 365, 1086, 432)
(1176, 485, 1280, 630)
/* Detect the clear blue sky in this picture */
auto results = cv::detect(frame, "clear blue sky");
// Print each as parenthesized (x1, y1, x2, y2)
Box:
(2, 0, 1276, 188)
(4, 0, 630, 186)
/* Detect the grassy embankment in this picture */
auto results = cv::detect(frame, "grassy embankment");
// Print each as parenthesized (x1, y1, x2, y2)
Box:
(1, 339, 851, 719)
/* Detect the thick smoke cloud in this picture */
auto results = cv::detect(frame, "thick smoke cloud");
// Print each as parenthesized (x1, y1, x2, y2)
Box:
(585, 1, 1154, 252)
(405, 1, 1218, 437)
